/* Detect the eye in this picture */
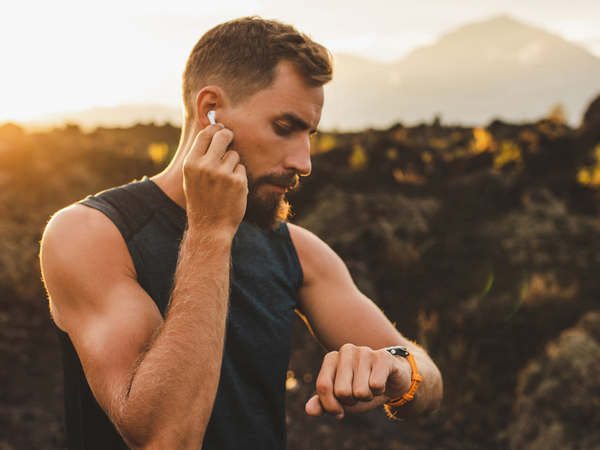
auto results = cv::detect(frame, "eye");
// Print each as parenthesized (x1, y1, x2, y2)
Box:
(273, 123, 292, 137)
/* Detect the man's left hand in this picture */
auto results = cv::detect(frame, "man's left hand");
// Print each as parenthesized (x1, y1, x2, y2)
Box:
(305, 344, 412, 419)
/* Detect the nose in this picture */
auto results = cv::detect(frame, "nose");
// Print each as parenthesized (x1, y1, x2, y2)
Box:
(283, 135, 312, 176)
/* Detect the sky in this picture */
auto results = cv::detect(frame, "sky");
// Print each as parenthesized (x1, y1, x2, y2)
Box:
(1, 0, 599, 125)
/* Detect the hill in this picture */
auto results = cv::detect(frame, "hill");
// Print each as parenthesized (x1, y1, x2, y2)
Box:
(34, 104, 183, 132)
(18, 16, 600, 133)
(322, 15, 600, 129)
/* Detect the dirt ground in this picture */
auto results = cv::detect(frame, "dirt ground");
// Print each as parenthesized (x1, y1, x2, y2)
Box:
(0, 291, 435, 450)
(0, 289, 444, 450)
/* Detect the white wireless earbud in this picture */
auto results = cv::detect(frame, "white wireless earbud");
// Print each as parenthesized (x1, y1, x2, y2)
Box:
(207, 110, 217, 125)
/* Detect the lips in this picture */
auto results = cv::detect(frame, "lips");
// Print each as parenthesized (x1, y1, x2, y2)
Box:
(255, 173, 298, 194)
(267, 183, 289, 194)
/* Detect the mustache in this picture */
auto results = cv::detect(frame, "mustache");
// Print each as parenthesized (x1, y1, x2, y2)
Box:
(251, 172, 299, 190)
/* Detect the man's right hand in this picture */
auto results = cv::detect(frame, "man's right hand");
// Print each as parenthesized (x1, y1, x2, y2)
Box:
(182, 125, 248, 236)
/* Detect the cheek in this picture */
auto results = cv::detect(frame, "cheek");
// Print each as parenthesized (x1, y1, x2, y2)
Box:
(229, 123, 281, 170)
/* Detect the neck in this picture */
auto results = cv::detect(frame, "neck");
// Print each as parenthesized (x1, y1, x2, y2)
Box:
(151, 120, 202, 210)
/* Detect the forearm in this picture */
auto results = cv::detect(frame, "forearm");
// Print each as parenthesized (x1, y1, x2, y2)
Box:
(113, 228, 232, 448)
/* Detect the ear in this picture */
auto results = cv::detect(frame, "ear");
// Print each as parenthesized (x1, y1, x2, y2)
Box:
(195, 86, 227, 128)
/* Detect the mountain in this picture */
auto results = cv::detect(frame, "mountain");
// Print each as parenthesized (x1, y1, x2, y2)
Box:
(321, 15, 600, 129)
(31, 104, 183, 131)
(19, 16, 600, 132)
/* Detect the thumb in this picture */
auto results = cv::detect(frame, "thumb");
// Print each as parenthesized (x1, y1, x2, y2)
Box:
(305, 395, 325, 417)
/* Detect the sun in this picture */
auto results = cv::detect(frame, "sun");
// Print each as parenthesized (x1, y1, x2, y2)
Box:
(0, 1, 175, 125)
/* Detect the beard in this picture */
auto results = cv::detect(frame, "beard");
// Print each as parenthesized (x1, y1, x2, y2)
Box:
(243, 171, 299, 231)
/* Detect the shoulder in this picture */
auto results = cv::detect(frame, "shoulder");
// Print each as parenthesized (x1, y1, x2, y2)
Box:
(287, 223, 331, 259)
(287, 223, 323, 249)
(42, 203, 142, 334)
(41, 204, 136, 301)
(45, 202, 112, 229)
(42, 203, 128, 260)
(287, 223, 347, 288)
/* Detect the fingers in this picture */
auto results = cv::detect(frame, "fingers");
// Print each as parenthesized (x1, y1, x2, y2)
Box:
(187, 125, 233, 164)
(368, 354, 391, 397)
(205, 129, 235, 161)
(308, 345, 405, 419)
(314, 352, 345, 418)
(184, 126, 242, 180)
(182, 125, 247, 233)
(334, 348, 359, 407)
(353, 352, 376, 401)
(220, 150, 241, 172)
(232, 160, 247, 178)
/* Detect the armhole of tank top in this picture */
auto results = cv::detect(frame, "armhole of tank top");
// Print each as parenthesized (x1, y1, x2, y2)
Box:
(78, 198, 130, 242)
(78, 199, 149, 288)
(280, 223, 304, 292)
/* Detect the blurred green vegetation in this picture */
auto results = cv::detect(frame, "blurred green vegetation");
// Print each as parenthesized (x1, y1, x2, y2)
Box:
(0, 122, 179, 298)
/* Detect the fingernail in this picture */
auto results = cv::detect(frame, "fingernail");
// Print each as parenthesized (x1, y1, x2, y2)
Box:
(334, 413, 344, 420)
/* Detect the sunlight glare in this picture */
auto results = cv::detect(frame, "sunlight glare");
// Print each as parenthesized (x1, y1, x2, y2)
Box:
(0, 0, 265, 124)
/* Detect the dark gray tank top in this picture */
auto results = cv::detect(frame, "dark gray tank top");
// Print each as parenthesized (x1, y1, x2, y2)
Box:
(56, 176, 303, 449)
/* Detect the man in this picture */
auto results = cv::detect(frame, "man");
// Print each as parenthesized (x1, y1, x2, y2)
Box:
(40, 17, 442, 450)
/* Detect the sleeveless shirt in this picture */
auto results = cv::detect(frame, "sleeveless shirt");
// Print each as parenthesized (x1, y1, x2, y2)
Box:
(55, 177, 304, 449)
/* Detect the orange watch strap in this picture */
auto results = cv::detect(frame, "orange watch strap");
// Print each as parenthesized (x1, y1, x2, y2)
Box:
(385, 352, 423, 407)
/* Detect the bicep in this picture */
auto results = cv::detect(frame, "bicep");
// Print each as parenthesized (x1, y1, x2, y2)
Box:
(41, 205, 163, 411)
(289, 224, 408, 352)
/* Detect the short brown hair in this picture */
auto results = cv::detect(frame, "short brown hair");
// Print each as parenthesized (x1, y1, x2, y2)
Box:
(182, 16, 333, 124)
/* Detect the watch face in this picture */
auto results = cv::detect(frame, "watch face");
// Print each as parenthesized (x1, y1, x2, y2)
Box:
(387, 346, 409, 357)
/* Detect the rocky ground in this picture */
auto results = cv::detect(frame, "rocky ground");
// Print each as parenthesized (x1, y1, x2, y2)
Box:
(1, 95, 600, 449)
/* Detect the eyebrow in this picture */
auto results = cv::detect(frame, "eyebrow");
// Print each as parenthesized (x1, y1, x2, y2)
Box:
(277, 112, 317, 134)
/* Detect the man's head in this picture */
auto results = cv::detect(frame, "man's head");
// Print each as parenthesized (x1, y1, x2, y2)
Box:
(182, 16, 333, 125)
(182, 17, 333, 230)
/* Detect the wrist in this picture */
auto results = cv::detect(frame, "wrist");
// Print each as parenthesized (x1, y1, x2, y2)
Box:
(185, 207, 242, 241)
(384, 347, 423, 407)
(183, 223, 235, 248)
